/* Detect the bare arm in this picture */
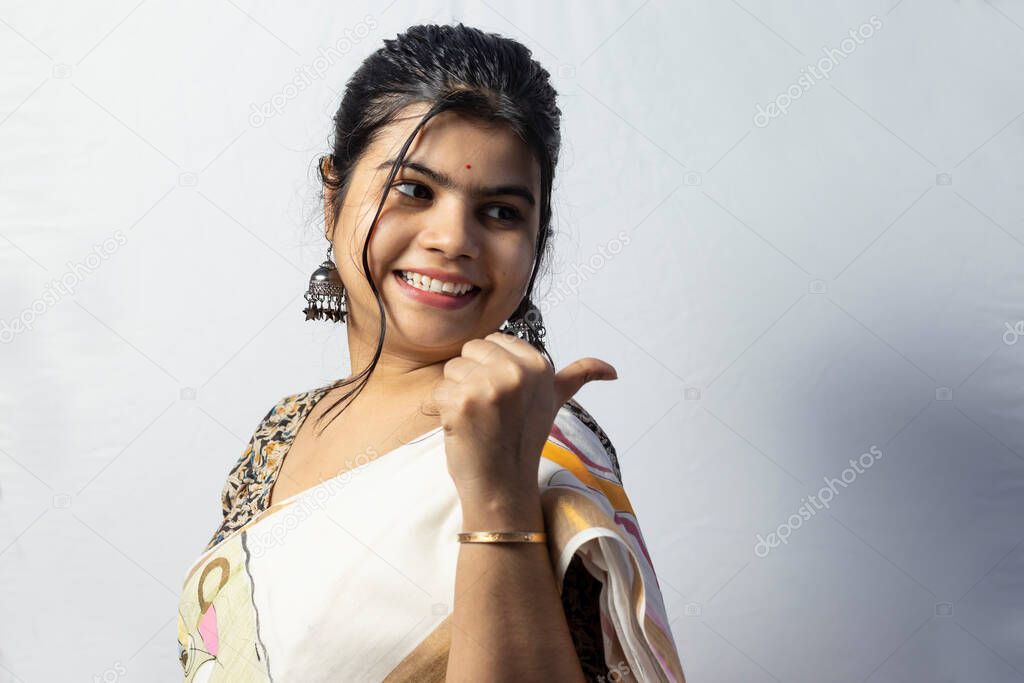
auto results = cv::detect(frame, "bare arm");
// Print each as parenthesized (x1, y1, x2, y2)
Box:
(434, 332, 617, 681)
(445, 488, 587, 683)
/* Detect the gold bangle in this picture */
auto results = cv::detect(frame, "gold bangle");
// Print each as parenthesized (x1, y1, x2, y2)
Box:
(456, 531, 547, 544)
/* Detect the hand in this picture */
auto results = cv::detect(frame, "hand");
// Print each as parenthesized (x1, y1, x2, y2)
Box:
(431, 331, 618, 504)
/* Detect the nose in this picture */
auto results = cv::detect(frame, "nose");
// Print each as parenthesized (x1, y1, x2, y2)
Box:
(416, 196, 481, 261)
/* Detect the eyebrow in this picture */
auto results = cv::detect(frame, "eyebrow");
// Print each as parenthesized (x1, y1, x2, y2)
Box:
(375, 158, 536, 207)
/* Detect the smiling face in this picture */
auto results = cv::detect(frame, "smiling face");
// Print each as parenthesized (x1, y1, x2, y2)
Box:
(325, 102, 543, 362)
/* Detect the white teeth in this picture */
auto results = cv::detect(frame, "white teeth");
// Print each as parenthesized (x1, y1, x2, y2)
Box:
(400, 271, 475, 297)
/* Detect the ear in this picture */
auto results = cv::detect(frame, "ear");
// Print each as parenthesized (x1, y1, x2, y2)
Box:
(323, 195, 335, 242)
(321, 155, 337, 241)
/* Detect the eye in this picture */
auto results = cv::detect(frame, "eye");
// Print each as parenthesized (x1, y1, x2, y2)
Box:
(482, 204, 522, 222)
(391, 180, 522, 224)
(392, 181, 432, 200)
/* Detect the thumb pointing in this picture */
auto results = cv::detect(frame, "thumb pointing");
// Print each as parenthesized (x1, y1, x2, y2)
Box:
(552, 357, 618, 409)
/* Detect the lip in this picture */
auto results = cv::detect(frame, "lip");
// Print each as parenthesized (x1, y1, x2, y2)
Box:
(393, 271, 482, 310)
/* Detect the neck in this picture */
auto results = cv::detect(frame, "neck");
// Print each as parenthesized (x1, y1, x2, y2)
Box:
(344, 321, 453, 399)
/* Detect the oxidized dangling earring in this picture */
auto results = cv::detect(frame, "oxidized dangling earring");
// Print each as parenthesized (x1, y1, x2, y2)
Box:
(500, 298, 546, 347)
(302, 242, 347, 323)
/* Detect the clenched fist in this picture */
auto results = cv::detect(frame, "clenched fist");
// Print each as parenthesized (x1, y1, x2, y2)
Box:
(431, 331, 617, 504)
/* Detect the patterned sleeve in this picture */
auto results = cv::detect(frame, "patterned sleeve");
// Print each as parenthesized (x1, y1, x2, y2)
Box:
(543, 401, 687, 683)
(202, 397, 286, 552)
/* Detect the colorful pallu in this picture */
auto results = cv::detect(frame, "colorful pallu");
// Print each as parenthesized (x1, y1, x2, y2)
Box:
(177, 384, 686, 681)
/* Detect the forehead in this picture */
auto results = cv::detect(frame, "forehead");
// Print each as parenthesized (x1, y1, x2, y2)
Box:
(363, 103, 541, 186)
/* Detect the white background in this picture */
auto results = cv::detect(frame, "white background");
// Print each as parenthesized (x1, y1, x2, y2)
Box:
(2, 1, 1023, 681)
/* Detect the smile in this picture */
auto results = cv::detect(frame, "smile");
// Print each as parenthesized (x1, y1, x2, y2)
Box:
(393, 270, 482, 310)
(397, 270, 478, 296)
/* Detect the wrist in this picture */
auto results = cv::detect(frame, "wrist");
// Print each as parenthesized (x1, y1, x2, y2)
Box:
(459, 485, 544, 531)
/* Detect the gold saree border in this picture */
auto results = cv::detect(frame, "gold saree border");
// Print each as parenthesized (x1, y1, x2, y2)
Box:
(540, 483, 686, 683)
(383, 616, 451, 682)
(541, 439, 634, 515)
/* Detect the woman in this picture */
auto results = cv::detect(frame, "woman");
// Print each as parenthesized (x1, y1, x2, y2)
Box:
(177, 23, 686, 682)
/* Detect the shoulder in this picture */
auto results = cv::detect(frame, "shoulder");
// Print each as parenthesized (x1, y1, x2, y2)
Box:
(549, 397, 623, 484)
(203, 382, 336, 550)
(243, 382, 339, 446)
(261, 383, 334, 428)
(224, 383, 336, 484)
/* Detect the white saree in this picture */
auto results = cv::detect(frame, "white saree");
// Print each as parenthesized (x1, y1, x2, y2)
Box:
(177, 385, 686, 682)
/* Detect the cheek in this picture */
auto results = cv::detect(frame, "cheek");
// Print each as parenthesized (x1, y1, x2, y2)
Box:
(368, 218, 418, 273)
(513, 232, 539, 275)
(336, 213, 409, 281)
(493, 240, 537, 298)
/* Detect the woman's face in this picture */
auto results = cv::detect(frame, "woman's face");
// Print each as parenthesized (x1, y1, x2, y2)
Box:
(326, 102, 542, 362)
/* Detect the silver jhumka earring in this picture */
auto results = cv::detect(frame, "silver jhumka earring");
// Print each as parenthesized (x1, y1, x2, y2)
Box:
(302, 243, 347, 322)
(500, 298, 547, 348)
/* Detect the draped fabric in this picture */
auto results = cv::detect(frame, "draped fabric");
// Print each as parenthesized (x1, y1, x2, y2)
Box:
(176, 383, 686, 682)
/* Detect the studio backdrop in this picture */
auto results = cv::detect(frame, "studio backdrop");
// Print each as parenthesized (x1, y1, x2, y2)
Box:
(2, 1, 1022, 681)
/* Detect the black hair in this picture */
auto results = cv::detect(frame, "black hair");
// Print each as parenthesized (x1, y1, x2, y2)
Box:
(309, 22, 561, 433)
